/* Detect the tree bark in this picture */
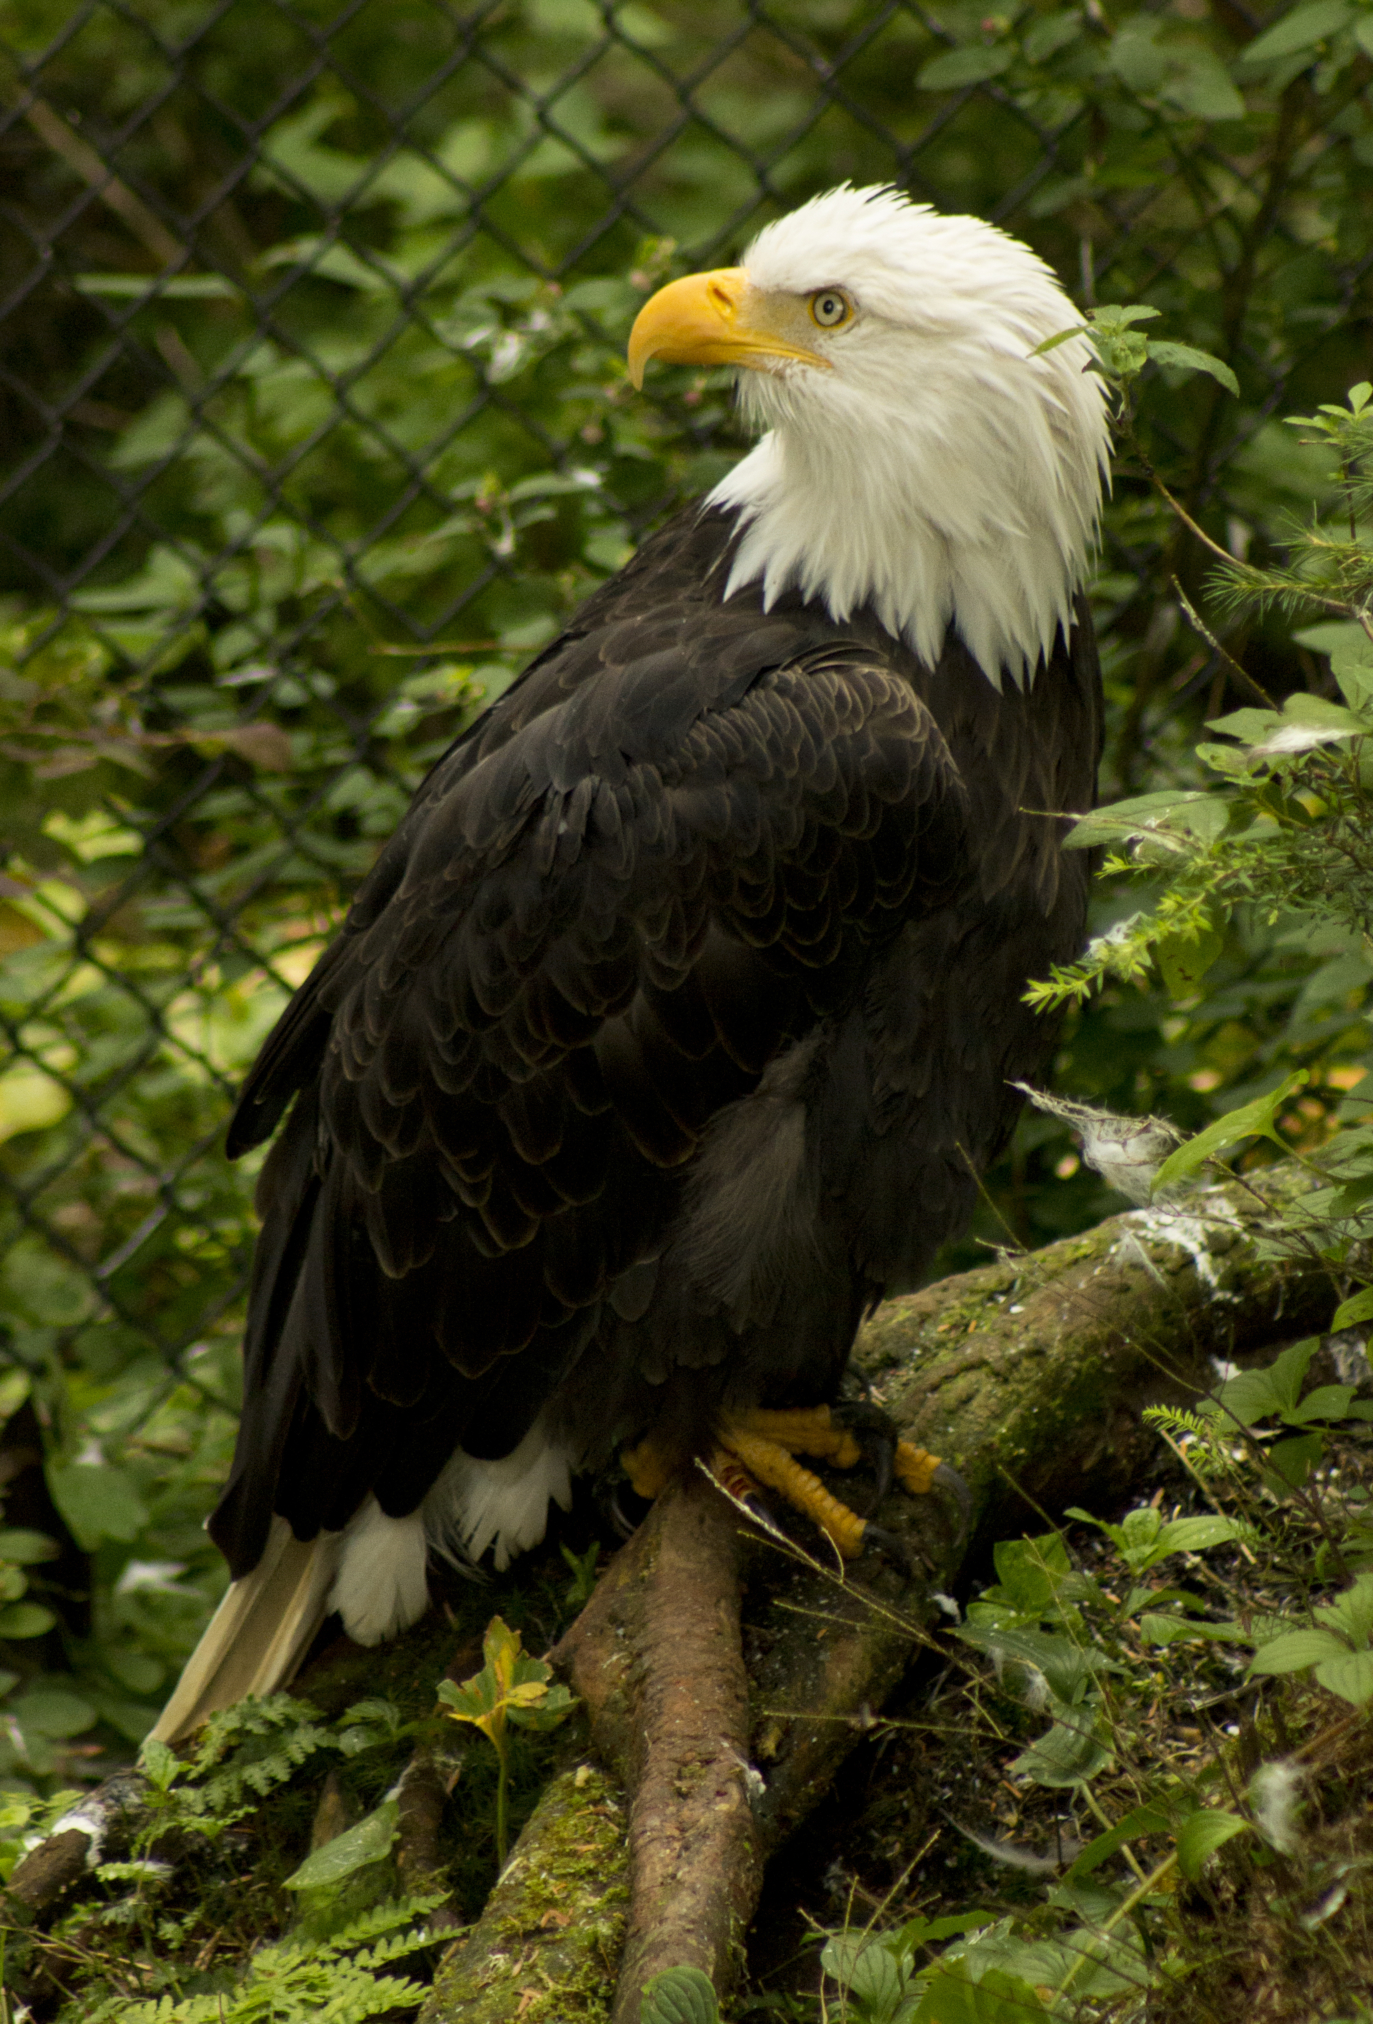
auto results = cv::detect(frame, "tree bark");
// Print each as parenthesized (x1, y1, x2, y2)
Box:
(553, 1473, 762, 2020)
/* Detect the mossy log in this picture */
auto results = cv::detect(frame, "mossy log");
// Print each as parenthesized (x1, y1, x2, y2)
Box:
(419, 1176, 1337, 2022)
(418, 1764, 629, 2024)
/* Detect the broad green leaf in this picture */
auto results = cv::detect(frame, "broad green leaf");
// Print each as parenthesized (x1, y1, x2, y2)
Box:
(914, 1961, 1052, 2022)
(282, 1800, 399, 1890)
(1023, 12, 1081, 62)
(1147, 340, 1239, 396)
(1093, 304, 1163, 324)
(821, 1932, 908, 2013)
(640, 1964, 721, 2024)
(10, 1688, 96, 1738)
(1012, 1710, 1113, 1787)
(1262, 1432, 1324, 1490)
(47, 1463, 149, 1549)
(1154, 1515, 1243, 1555)
(0, 1529, 59, 1564)
(1175, 1808, 1249, 1879)
(1266, 1336, 1321, 1414)
(1249, 1627, 1349, 1673)
(1238, 0, 1352, 64)
(1156, 919, 1224, 997)
(1138, 1613, 1246, 1644)
(1315, 1568, 1373, 1644)
(1066, 1799, 1169, 1877)
(917, 44, 1014, 88)
(1332, 1285, 1373, 1329)
(1314, 1649, 1373, 1705)
(957, 1624, 1103, 1703)
(1152, 1071, 1306, 1190)
(0, 1602, 56, 1639)
(1065, 789, 1229, 852)
(988, 1530, 1073, 1612)
(1161, 50, 1246, 120)
(1288, 1384, 1358, 1424)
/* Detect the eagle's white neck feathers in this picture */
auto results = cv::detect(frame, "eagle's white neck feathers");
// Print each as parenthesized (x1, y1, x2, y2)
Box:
(706, 186, 1110, 690)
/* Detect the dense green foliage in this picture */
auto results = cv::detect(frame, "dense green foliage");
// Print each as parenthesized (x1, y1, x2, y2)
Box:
(2, 0, 1373, 1960)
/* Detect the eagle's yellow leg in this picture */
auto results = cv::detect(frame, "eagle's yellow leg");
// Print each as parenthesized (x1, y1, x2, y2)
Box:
(719, 1427, 868, 1559)
(621, 1433, 676, 1500)
(620, 1406, 948, 1560)
(733, 1404, 863, 1469)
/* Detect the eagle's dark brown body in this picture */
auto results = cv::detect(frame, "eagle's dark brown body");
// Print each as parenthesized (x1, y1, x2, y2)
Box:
(213, 503, 1101, 1580)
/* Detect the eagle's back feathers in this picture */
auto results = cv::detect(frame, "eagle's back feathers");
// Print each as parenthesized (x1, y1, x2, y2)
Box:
(210, 503, 1100, 1588)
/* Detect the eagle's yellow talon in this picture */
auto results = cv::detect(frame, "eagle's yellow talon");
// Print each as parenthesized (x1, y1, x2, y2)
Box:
(893, 1440, 942, 1497)
(621, 1434, 674, 1500)
(719, 1427, 868, 1558)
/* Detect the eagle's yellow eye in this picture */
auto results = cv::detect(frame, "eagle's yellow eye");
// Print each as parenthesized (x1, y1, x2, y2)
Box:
(808, 289, 852, 329)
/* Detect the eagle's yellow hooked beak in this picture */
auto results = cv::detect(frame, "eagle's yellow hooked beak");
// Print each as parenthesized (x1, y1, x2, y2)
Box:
(627, 268, 831, 387)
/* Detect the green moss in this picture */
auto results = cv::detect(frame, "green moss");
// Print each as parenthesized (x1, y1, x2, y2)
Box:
(422, 1764, 629, 2024)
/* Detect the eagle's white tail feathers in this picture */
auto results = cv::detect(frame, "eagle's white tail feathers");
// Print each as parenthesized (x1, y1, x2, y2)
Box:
(424, 1421, 575, 1573)
(153, 1429, 576, 1740)
(148, 1517, 341, 1744)
(328, 1499, 430, 1645)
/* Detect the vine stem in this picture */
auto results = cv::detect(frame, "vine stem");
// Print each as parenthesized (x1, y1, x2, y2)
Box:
(495, 1744, 510, 1872)
(1055, 1851, 1178, 1998)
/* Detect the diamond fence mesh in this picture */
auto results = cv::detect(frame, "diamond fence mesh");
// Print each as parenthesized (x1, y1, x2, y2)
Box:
(1, 0, 1372, 1626)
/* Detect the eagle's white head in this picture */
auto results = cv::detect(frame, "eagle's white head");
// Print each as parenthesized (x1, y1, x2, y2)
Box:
(628, 184, 1110, 690)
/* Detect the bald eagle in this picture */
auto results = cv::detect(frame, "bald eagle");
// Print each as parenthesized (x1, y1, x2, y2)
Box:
(154, 186, 1108, 1741)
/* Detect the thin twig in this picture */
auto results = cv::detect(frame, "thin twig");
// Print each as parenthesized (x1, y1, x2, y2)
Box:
(1170, 576, 1275, 708)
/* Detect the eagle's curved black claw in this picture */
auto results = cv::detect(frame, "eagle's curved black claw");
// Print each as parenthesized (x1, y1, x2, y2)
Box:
(830, 1401, 898, 1511)
(931, 1460, 973, 1542)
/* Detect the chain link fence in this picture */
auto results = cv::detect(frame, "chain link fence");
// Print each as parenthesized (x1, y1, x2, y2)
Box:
(1, 0, 1372, 1633)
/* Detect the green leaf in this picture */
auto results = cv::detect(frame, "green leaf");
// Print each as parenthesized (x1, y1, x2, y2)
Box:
(1154, 1515, 1244, 1556)
(73, 272, 242, 299)
(1146, 340, 1240, 397)
(1288, 1384, 1357, 1424)
(138, 1737, 181, 1791)
(0, 1529, 59, 1565)
(1314, 1649, 1373, 1704)
(1175, 1808, 1249, 1879)
(640, 1964, 720, 2024)
(0, 1602, 56, 1639)
(915, 1961, 1052, 2022)
(1262, 1432, 1324, 1490)
(1138, 1612, 1246, 1645)
(1065, 788, 1229, 852)
(1156, 919, 1224, 997)
(47, 1462, 149, 1548)
(820, 1932, 909, 2014)
(917, 44, 1014, 88)
(1011, 1709, 1113, 1787)
(1092, 304, 1163, 327)
(282, 1800, 399, 1890)
(1023, 12, 1081, 63)
(1152, 1071, 1306, 1190)
(1067, 1800, 1170, 1878)
(1238, 0, 1352, 64)
(1269, 1337, 1320, 1415)
(10, 1688, 96, 1738)
(1332, 1286, 1373, 1330)
(1249, 1627, 1350, 1674)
